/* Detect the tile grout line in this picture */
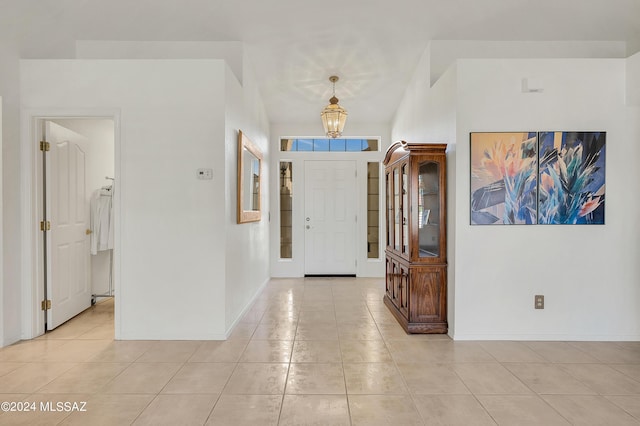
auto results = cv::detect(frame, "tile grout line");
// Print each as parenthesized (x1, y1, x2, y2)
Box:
(602, 395, 640, 422)
(374, 298, 429, 425)
(477, 349, 578, 425)
(127, 343, 196, 424)
(204, 295, 269, 424)
(276, 284, 302, 425)
(333, 283, 353, 426)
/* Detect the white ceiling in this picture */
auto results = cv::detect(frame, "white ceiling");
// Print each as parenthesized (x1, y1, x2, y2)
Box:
(2, 0, 639, 125)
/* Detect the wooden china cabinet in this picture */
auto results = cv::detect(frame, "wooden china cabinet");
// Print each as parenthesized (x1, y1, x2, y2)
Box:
(383, 141, 448, 334)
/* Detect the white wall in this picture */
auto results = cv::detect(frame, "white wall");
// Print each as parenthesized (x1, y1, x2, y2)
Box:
(0, 96, 3, 346)
(391, 46, 459, 334)
(392, 47, 431, 142)
(392, 53, 640, 340)
(628, 52, 640, 106)
(0, 43, 22, 346)
(455, 58, 638, 340)
(391, 46, 458, 143)
(71, 43, 271, 336)
(223, 60, 271, 332)
(51, 119, 115, 297)
(269, 122, 390, 278)
(429, 41, 627, 86)
(625, 54, 640, 332)
(75, 41, 244, 85)
(21, 60, 229, 339)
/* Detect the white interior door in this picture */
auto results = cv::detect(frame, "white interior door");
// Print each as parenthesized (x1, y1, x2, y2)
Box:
(304, 160, 357, 275)
(45, 121, 91, 330)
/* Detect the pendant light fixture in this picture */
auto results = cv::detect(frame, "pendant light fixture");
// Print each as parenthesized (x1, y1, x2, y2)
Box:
(320, 75, 348, 138)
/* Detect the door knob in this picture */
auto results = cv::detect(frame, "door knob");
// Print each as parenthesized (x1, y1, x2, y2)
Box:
(306, 217, 310, 221)
(85, 229, 92, 235)
(306, 225, 311, 229)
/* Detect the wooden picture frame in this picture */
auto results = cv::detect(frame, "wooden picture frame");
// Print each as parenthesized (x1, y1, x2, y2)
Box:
(237, 130, 262, 223)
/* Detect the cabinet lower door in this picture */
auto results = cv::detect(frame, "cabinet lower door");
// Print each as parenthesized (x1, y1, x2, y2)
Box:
(409, 266, 446, 324)
(398, 262, 409, 317)
(391, 259, 402, 310)
(385, 257, 393, 300)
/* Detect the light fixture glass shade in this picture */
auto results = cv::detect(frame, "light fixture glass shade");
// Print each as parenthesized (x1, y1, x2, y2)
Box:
(321, 97, 348, 138)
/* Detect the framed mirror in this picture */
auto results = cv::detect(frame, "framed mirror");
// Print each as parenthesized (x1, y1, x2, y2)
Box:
(237, 130, 263, 223)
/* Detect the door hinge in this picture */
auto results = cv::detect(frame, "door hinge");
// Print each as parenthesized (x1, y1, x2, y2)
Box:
(40, 221, 51, 231)
(40, 141, 50, 152)
(41, 299, 52, 311)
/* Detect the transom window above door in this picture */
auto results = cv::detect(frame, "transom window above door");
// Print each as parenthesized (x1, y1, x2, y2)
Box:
(280, 138, 379, 152)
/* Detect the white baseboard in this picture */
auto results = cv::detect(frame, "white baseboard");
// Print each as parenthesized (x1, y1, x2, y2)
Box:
(117, 332, 227, 340)
(451, 333, 640, 341)
(1, 334, 22, 348)
(224, 277, 270, 339)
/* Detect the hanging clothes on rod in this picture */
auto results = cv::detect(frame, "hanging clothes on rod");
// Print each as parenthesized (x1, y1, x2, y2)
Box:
(90, 184, 114, 255)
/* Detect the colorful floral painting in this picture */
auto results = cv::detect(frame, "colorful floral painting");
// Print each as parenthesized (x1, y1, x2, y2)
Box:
(471, 132, 538, 225)
(470, 131, 606, 225)
(538, 131, 606, 224)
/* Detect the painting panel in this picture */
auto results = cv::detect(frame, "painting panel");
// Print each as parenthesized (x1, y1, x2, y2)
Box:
(538, 131, 606, 224)
(470, 132, 538, 225)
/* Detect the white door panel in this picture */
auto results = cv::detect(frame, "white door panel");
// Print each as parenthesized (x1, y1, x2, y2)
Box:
(304, 160, 356, 275)
(46, 121, 91, 330)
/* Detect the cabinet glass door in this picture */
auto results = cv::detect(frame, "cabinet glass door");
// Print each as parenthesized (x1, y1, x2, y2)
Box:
(401, 164, 409, 254)
(417, 161, 440, 257)
(386, 172, 392, 249)
(393, 168, 400, 251)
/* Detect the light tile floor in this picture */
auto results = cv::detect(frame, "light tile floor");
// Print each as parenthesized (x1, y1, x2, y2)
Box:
(0, 277, 639, 425)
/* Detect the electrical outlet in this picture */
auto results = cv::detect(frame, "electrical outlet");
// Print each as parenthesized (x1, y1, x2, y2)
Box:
(535, 295, 544, 309)
(196, 168, 213, 180)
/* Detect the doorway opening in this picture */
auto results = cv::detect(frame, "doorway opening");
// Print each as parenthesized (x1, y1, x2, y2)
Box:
(36, 118, 115, 332)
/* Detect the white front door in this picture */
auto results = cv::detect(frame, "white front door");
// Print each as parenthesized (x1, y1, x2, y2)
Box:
(45, 121, 92, 330)
(304, 160, 357, 275)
